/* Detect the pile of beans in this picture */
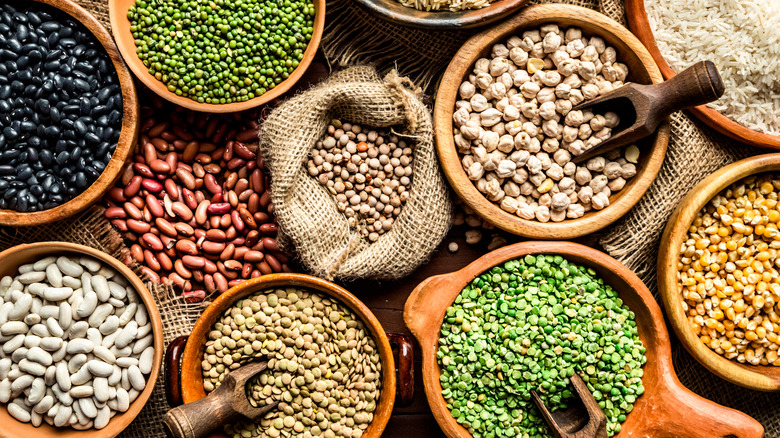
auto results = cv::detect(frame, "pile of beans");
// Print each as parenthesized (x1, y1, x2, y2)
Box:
(0, 255, 154, 429)
(203, 287, 381, 438)
(127, 0, 316, 104)
(105, 99, 288, 301)
(438, 255, 645, 437)
(0, 2, 123, 212)
(679, 174, 780, 366)
(453, 24, 638, 223)
(307, 119, 413, 242)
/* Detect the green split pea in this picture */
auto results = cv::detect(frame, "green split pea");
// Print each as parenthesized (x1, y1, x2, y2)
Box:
(127, 0, 315, 104)
(437, 255, 646, 438)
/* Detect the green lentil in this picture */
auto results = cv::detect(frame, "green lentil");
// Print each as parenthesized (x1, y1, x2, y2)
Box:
(437, 255, 646, 438)
(127, 0, 315, 104)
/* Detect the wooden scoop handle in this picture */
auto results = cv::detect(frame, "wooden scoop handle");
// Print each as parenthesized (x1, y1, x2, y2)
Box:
(163, 387, 240, 438)
(655, 60, 724, 116)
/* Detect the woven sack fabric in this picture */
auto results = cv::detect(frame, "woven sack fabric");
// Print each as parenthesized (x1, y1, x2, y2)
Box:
(260, 66, 453, 280)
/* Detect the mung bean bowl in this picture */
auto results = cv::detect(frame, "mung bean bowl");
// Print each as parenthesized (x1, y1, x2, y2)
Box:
(0, 0, 139, 227)
(109, 0, 326, 113)
(433, 4, 670, 239)
(165, 273, 413, 438)
(405, 241, 763, 438)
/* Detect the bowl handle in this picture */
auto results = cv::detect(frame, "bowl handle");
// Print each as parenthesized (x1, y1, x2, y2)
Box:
(388, 333, 415, 407)
(165, 335, 189, 408)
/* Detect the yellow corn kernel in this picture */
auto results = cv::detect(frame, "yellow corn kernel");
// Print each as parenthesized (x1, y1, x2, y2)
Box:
(746, 331, 759, 341)
(757, 326, 767, 338)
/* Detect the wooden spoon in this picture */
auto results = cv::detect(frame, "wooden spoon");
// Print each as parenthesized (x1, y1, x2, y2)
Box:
(571, 60, 724, 163)
(531, 374, 607, 438)
(163, 361, 278, 438)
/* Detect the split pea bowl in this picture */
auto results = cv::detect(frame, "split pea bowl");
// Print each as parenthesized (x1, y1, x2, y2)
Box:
(433, 4, 670, 239)
(164, 273, 413, 438)
(405, 241, 763, 437)
(658, 153, 780, 391)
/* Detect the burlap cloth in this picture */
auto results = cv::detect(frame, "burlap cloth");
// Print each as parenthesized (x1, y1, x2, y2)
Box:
(48, 0, 779, 436)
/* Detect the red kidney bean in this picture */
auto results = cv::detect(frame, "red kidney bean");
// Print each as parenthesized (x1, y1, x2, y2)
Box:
(203, 259, 218, 274)
(155, 218, 177, 237)
(151, 138, 169, 151)
(219, 214, 232, 229)
(174, 260, 192, 279)
(206, 229, 226, 242)
(175, 240, 198, 256)
(164, 179, 179, 200)
(127, 219, 151, 234)
(143, 143, 157, 165)
(133, 163, 155, 178)
(141, 267, 161, 283)
(141, 179, 163, 193)
(171, 202, 193, 221)
(202, 241, 226, 254)
(213, 272, 229, 293)
(165, 152, 178, 172)
(147, 195, 164, 218)
(245, 231, 260, 247)
(225, 226, 237, 240)
(259, 223, 277, 235)
(182, 255, 206, 269)
(244, 250, 264, 263)
(265, 254, 282, 272)
(242, 263, 253, 278)
(105, 207, 126, 219)
(207, 203, 231, 215)
(195, 201, 210, 225)
(261, 237, 279, 252)
(239, 208, 257, 229)
(123, 176, 142, 198)
(233, 141, 257, 159)
(148, 122, 168, 137)
(174, 222, 195, 236)
(143, 250, 162, 271)
(141, 233, 164, 251)
(220, 243, 235, 261)
(107, 187, 127, 202)
(123, 203, 143, 221)
(231, 211, 245, 232)
(130, 244, 144, 263)
(157, 252, 174, 271)
(183, 141, 199, 162)
(224, 260, 242, 270)
(204, 274, 217, 293)
(183, 290, 206, 303)
(149, 159, 171, 174)
(182, 189, 198, 210)
(258, 261, 272, 275)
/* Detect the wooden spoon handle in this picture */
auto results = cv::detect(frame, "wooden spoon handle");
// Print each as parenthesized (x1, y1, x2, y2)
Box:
(388, 333, 415, 407)
(165, 336, 189, 408)
(655, 60, 724, 116)
(163, 382, 239, 438)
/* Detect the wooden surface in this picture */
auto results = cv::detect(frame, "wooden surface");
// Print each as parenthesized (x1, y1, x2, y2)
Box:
(571, 61, 724, 163)
(351, 0, 529, 30)
(400, 240, 764, 438)
(176, 273, 400, 438)
(624, 0, 780, 150)
(0, 0, 139, 227)
(108, 0, 325, 113)
(0, 242, 164, 437)
(658, 153, 780, 391)
(432, 4, 671, 240)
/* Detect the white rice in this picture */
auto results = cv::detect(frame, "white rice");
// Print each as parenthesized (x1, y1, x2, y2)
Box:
(646, 0, 780, 135)
(397, 0, 492, 12)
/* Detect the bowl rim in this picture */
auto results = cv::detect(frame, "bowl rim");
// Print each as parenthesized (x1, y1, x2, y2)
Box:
(433, 3, 670, 240)
(351, 0, 530, 30)
(108, 0, 326, 113)
(178, 273, 396, 438)
(658, 153, 780, 391)
(624, 0, 780, 150)
(0, 241, 164, 437)
(0, 0, 139, 227)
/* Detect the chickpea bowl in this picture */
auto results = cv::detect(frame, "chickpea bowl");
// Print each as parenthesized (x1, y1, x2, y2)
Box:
(433, 4, 670, 239)
(658, 153, 780, 391)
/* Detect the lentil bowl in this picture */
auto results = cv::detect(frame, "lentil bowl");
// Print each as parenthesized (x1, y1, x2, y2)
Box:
(659, 153, 780, 391)
(405, 241, 763, 438)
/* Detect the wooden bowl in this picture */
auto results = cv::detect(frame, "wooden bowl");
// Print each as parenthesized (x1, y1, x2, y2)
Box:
(434, 4, 670, 239)
(658, 153, 780, 391)
(625, 0, 780, 150)
(405, 241, 764, 438)
(0, 242, 164, 437)
(166, 273, 407, 438)
(108, 0, 325, 113)
(352, 0, 529, 30)
(0, 0, 139, 227)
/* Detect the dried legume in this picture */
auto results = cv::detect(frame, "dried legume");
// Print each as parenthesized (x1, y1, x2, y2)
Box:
(0, 2, 122, 212)
(438, 255, 646, 437)
(679, 174, 780, 366)
(203, 287, 381, 438)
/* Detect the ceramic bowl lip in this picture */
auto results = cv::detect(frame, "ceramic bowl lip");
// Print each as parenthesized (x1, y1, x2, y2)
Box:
(0, 0, 139, 227)
(658, 153, 780, 391)
(405, 241, 669, 438)
(178, 273, 396, 437)
(351, 0, 530, 30)
(0, 241, 164, 437)
(107, 0, 326, 113)
(624, 0, 780, 150)
(433, 3, 670, 240)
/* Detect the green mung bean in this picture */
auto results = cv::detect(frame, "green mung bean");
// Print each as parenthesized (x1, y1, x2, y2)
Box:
(438, 255, 646, 438)
(127, 0, 315, 104)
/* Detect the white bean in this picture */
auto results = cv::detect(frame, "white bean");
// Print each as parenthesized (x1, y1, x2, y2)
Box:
(94, 405, 111, 429)
(46, 317, 63, 337)
(1, 321, 28, 336)
(76, 291, 98, 319)
(33, 257, 57, 271)
(8, 294, 32, 320)
(70, 385, 94, 398)
(93, 377, 110, 403)
(56, 362, 71, 391)
(2, 333, 25, 353)
(114, 321, 137, 349)
(53, 405, 71, 427)
(46, 264, 63, 288)
(115, 387, 129, 412)
(20, 358, 47, 376)
(56, 257, 83, 278)
(18, 271, 46, 285)
(28, 377, 46, 404)
(118, 303, 137, 326)
(34, 394, 54, 414)
(40, 337, 63, 351)
(70, 366, 92, 386)
(8, 402, 31, 422)
(0, 378, 10, 402)
(88, 303, 113, 328)
(91, 275, 110, 303)
(66, 339, 93, 355)
(127, 365, 145, 391)
(43, 287, 73, 301)
(58, 302, 72, 332)
(26, 346, 53, 366)
(87, 360, 114, 378)
(99, 315, 119, 336)
(139, 347, 155, 374)
(78, 397, 97, 418)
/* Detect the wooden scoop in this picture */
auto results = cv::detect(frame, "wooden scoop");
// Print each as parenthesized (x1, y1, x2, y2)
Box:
(571, 60, 724, 164)
(163, 360, 279, 438)
(531, 374, 607, 438)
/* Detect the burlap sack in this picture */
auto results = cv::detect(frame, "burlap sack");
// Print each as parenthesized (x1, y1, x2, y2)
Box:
(260, 66, 453, 280)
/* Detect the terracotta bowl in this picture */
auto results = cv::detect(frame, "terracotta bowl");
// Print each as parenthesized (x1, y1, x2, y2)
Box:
(0, 0, 139, 227)
(108, 0, 325, 113)
(625, 0, 780, 150)
(352, 0, 530, 30)
(405, 241, 764, 438)
(658, 153, 780, 391)
(434, 4, 670, 239)
(0, 242, 164, 437)
(165, 273, 413, 438)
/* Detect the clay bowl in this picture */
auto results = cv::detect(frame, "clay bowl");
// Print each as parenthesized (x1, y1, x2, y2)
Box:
(109, 0, 325, 113)
(434, 4, 670, 239)
(658, 153, 780, 391)
(405, 241, 764, 438)
(352, 0, 529, 30)
(165, 273, 412, 438)
(0, 242, 164, 437)
(0, 0, 139, 227)
(625, 0, 780, 150)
